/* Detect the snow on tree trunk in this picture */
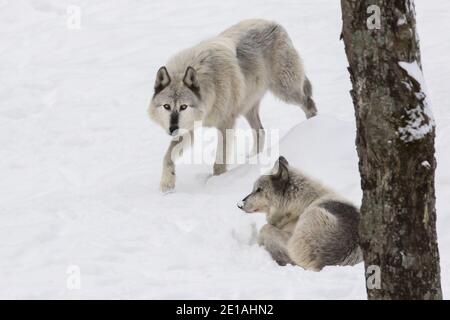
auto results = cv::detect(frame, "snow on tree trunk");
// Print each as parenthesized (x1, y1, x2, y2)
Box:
(340, 0, 442, 299)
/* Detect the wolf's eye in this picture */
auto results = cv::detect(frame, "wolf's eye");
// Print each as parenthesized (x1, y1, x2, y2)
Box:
(163, 104, 171, 110)
(180, 104, 188, 111)
(255, 187, 262, 193)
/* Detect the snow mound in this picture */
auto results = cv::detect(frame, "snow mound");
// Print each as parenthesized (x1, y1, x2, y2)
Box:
(208, 115, 361, 204)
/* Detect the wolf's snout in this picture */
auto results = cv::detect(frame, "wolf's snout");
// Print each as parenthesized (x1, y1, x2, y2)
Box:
(237, 200, 244, 209)
(169, 126, 179, 135)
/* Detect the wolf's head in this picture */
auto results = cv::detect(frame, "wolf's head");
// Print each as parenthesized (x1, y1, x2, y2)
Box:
(148, 66, 204, 137)
(237, 156, 292, 214)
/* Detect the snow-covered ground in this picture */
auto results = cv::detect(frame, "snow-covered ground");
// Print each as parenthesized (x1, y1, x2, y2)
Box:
(0, 0, 449, 299)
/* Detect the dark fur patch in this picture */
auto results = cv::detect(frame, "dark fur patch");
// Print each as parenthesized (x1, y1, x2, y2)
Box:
(315, 200, 360, 267)
(319, 201, 359, 220)
(268, 247, 293, 266)
(270, 157, 290, 195)
(154, 84, 165, 97)
(303, 77, 313, 97)
(187, 85, 201, 100)
(236, 25, 279, 78)
(170, 111, 179, 127)
(270, 175, 290, 196)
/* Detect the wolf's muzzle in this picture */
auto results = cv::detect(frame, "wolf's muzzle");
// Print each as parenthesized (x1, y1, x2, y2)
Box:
(169, 111, 179, 135)
(169, 125, 179, 135)
(237, 194, 250, 210)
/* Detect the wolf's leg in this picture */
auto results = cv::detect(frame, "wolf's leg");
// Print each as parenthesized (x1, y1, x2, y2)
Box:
(268, 30, 317, 119)
(286, 207, 333, 271)
(160, 131, 194, 192)
(258, 224, 293, 266)
(270, 73, 317, 119)
(213, 121, 234, 175)
(301, 77, 318, 118)
(244, 102, 265, 155)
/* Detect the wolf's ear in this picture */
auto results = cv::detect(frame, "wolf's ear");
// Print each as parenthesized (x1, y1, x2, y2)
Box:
(154, 66, 171, 95)
(183, 66, 200, 92)
(272, 156, 289, 181)
(278, 156, 289, 167)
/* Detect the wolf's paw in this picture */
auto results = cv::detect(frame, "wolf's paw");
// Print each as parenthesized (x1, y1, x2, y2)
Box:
(160, 173, 175, 193)
(160, 185, 175, 194)
(306, 108, 318, 119)
(213, 163, 227, 176)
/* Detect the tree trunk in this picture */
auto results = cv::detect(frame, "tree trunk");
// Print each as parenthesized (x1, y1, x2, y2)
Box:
(340, 0, 442, 299)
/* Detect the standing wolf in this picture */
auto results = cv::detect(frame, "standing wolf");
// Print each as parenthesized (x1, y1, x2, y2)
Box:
(148, 20, 317, 192)
(238, 157, 362, 271)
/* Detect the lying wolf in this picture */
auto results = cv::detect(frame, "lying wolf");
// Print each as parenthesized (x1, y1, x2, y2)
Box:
(238, 156, 362, 271)
(148, 19, 317, 192)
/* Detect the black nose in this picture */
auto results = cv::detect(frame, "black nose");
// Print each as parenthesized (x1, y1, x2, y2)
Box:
(169, 126, 179, 135)
(237, 200, 244, 209)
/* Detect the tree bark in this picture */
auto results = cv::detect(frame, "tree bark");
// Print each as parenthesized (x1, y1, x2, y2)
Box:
(340, 0, 442, 299)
